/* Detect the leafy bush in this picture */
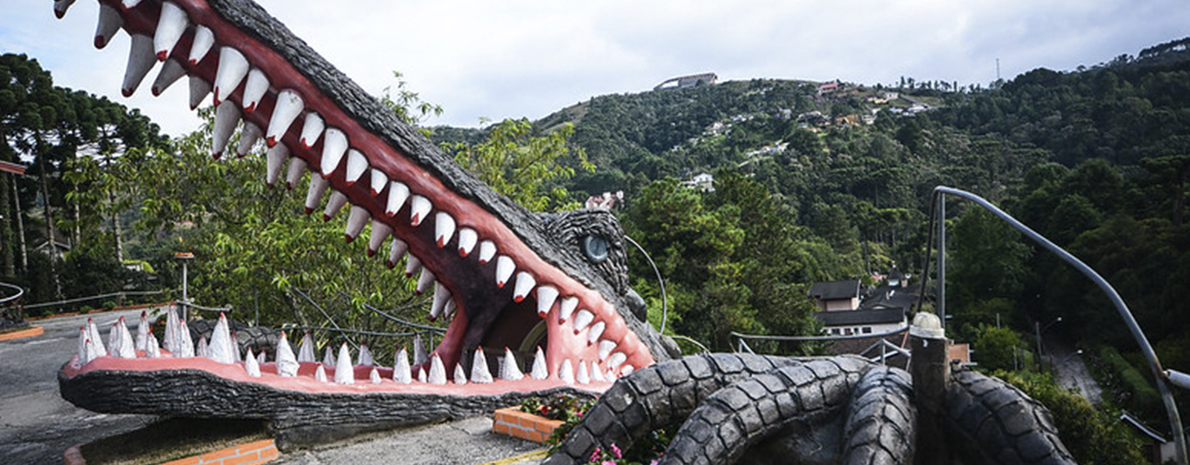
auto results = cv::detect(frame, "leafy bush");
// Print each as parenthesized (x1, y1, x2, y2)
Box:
(1095, 346, 1161, 417)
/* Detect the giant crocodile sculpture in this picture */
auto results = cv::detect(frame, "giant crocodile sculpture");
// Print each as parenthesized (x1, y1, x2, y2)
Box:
(53, 0, 1080, 463)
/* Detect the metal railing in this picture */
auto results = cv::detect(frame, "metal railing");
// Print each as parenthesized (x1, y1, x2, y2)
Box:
(0, 282, 26, 324)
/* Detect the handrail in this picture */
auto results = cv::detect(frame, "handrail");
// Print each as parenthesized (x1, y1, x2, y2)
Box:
(0, 282, 25, 306)
(731, 326, 909, 343)
(924, 186, 1187, 464)
(24, 290, 167, 309)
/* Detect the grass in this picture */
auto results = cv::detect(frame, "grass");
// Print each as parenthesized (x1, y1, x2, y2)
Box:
(78, 418, 268, 465)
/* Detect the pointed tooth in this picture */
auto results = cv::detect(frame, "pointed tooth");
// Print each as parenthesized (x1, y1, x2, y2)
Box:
(151, 58, 186, 96)
(244, 348, 261, 377)
(587, 321, 606, 344)
(241, 69, 269, 113)
(535, 286, 558, 318)
(453, 363, 468, 385)
(470, 347, 493, 384)
(500, 348, 524, 381)
(621, 365, 635, 376)
(607, 352, 627, 371)
(121, 34, 156, 97)
(153, 2, 187, 61)
(146, 333, 160, 358)
(322, 191, 348, 220)
(334, 343, 354, 384)
(393, 348, 412, 383)
(188, 76, 211, 110)
(94, 4, 123, 49)
(275, 332, 298, 376)
(443, 299, 457, 319)
(573, 309, 594, 333)
(512, 272, 535, 303)
(344, 205, 369, 240)
(135, 311, 149, 352)
(417, 367, 427, 383)
(207, 313, 235, 364)
(367, 220, 392, 256)
(592, 363, 606, 383)
(598, 340, 616, 361)
(213, 47, 249, 105)
(559, 297, 578, 322)
(412, 334, 427, 366)
(457, 228, 477, 257)
(196, 335, 208, 358)
(478, 240, 496, 264)
(122, 0, 143, 10)
(177, 319, 194, 357)
(404, 255, 422, 278)
(322, 345, 336, 367)
(385, 181, 410, 217)
(559, 359, 575, 384)
(358, 343, 373, 366)
(494, 256, 515, 288)
(342, 149, 368, 186)
(54, 0, 77, 19)
(530, 346, 548, 380)
(236, 122, 262, 157)
(387, 239, 408, 269)
(212, 100, 240, 158)
(266, 90, 303, 147)
(409, 195, 431, 227)
(300, 113, 324, 149)
(298, 331, 316, 362)
(576, 361, 590, 384)
(319, 128, 348, 176)
(314, 365, 328, 382)
(416, 269, 435, 295)
(370, 367, 382, 384)
(434, 212, 456, 248)
(370, 170, 388, 196)
(428, 353, 447, 385)
(304, 175, 329, 214)
(188, 25, 214, 66)
(265, 143, 289, 188)
(285, 157, 307, 190)
(429, 284, 451, 320)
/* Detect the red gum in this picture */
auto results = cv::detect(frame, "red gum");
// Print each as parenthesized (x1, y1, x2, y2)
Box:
(102, 0, 655, 372)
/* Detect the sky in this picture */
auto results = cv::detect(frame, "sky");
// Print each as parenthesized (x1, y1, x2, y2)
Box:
(3, 0, 1190, 137)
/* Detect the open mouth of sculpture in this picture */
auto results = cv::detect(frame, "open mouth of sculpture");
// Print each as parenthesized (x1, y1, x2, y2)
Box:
(56, 0, 654, 395)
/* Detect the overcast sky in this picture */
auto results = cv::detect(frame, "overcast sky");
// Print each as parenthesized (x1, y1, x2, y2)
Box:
(3, 0, 1190, 137)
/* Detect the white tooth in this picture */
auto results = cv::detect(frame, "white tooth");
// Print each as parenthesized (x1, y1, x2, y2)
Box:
(232, 333, 241, 362)
(322, 345, 336, 367)
(236, 122, 262, 157)
(428, 354, 447, 385)
(304, 175, 329, 213)
(53, 0, 77, 19)
(409, 195, 431, 227)
(435, 212, 455, 248)
(607, 352, 627, 371)
(443, 299, 457, 319)
(478, 240, 497, 264)
(393, 348, 412, 383)
(212, 100, 240, 158)
(298, 331, 316, 363)
(285, 157, 307, 190)
(417, 367, 427, 383)
(117, 317, 136, 358)
(151, 58, 186, 96)
(245, 348, 261, 377)
(592, 364, 606, 383)
(300, 112, 324, 148)
(385, 181, 410, 217)
(370, 367, 382, 384)
(94, 4, 123, 49)
(358, 343, 374, 366)
(457, 228, 477, 257)
(559, 297, 578, 322)
(370, 169, 388, 196)
(345, 149, 368, 185)
(241, 69, 269, 112)
(275, 332, 299, 376)
(387, 239, 408, 269)
(122, 0, 143, 10)
(121, 34, 156, 97)
(598, 340, 616, 361)
(573, 309, 595, 332)
(314, 365, 328, 382)
(323, 191, 349, 220)
(587, 321, 606, 344)
(161, 310, 176, 353)
(577, 361, 590, 384)
(86, 318, 105, 356)
(207, 313, 235, 364)
(135, 311, 149, 352)
(621, 365, 635, 376)
(535, 286, 559, 318)
(412, 334, 427, 366)
(196, 335, 208, 358)
(266, 143, 288, 187)
(559, 359, 575, 384)
(404, 255, 422, 278)
(344, 205, 369, 240)
(146, 333, 160, 358)
(416, 269, 435, 295)
(334, 343, 354, 384)
(153, 2, 187, 61)
(367, 220, 392, 255)
(177, 320, 194, 357)
(453, 364, 468, 385)
(258, 350, 266, 365)
(187, 76, 211, 110)
(501, 348, 524, 381)
(530, 346, 548, 380)
(213, 47, 249, 105)
(513, 272, 535, 303)
(319, 128, 348, 176)
(188, 25, 214, 65)
(266, 90, 303, 146)
(470, 347, 493, 384)
(495, 256, 515, 288)
(430, 284, 451, 320)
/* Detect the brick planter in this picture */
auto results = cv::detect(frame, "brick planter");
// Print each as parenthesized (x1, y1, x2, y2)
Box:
(492, 407, 564, 443)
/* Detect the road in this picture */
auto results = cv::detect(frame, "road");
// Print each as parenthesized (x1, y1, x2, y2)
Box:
(1044, 337, 1103, 404)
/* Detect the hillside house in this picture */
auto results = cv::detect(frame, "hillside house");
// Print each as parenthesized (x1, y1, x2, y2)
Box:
(683, 173, 715, 192)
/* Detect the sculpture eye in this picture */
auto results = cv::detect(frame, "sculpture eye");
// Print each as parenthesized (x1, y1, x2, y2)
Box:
(582, 235, 609, 264)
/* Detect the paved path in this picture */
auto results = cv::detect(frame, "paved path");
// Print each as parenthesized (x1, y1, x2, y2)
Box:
(1044, 338, 1103, 404)
(274, 417, 545, 465)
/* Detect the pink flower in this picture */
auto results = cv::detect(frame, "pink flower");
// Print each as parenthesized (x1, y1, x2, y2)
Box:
(610, 443, 622, 459)
(590, 448, 601, 462)
(601, 461, 615, 465)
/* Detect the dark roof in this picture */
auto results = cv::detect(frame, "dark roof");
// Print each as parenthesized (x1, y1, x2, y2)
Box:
(814, 308, 905, 327)
(808, 280, 860, 301)
(860, 284, 919, 312)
